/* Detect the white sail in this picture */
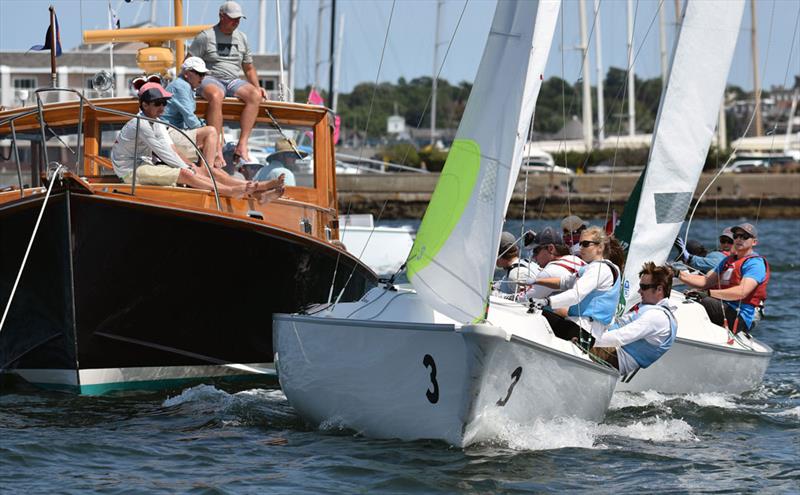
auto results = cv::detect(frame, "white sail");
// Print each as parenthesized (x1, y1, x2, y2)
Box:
(407, 0, 560, 322)
(621, 0, 745, 310)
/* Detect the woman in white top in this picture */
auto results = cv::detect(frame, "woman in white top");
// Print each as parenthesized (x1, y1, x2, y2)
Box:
(530, 226, 622, 345)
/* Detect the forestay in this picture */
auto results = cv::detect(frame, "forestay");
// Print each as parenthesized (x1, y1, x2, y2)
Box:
(620, 0, 745, 311)
(406, 0, 560, 322)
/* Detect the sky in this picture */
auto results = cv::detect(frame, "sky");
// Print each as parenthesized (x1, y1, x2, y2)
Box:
(1, 0, 798, 95)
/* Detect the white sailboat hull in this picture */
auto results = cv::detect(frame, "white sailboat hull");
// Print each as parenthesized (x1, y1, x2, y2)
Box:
(617, 292, 772, 394)
(273, 289, 618, 447)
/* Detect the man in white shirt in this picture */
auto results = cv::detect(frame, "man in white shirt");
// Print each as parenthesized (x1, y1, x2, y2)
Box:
(590, 262, 678, 375)
(524, 226, 585, 300)
(494, 231, 535, 295)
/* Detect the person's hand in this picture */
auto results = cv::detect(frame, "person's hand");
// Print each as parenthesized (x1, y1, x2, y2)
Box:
(674, 237, 690, 262)
(259, 86, 268, 100)
(666, 261, 683, 278)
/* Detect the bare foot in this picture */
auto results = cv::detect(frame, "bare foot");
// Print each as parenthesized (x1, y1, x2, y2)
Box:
(253, 173, 285, 192)
(234, 146, 255, 164)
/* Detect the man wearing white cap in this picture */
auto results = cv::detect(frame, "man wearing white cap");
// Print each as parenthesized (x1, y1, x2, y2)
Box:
(162, 56, 221, 169)
(189, 1, 266, 164)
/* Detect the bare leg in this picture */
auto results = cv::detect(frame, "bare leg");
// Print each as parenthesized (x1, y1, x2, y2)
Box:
(201, 84, 225, 140)
(195, 126, 219, 170)
(234, 83, 262, 162)
(177, 168, 246, 198)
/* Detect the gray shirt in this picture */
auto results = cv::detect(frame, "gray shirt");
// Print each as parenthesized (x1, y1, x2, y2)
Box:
(189, 25, 253, 81)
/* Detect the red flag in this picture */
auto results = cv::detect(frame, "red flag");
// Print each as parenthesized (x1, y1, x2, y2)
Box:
(333, 115, 341, 145)
(307, 89, 324, 106)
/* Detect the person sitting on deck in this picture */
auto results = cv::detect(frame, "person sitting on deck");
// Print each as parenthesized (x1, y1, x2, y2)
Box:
(111, 82, 284, 202)
(590, 262, 678, 375)
(561, 215, 587, 255)
(252, 138, 306, 186)
(674, 227, 734, 273)
(494, 231, 535, 296)
(161, 57, 225, 169)
(529, 226, 622, 347)
(523, 226, 585, 301)
(189, 1, 266, 165)
(675, 223, 769, 335)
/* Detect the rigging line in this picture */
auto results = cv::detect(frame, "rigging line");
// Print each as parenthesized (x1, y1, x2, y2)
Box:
(0, 164, 63, 335)
(686, 0, 793, 241)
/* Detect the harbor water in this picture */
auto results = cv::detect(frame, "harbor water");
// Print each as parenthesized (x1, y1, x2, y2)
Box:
(1, 218, 798, 493)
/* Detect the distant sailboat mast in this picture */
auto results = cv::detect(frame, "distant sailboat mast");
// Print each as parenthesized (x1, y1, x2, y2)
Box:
(750, 0, 763, 136)
(578, 0, 593, 150)
(626, 0, 636, 136)
(431, 0, 444, 147)
(594, 0, 605, 146)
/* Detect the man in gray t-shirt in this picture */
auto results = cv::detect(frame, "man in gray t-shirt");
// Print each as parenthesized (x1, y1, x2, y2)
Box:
(189, 1, 266, 165)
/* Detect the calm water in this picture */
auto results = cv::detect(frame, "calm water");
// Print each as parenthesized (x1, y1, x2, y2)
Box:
(1, 218, 798, 493)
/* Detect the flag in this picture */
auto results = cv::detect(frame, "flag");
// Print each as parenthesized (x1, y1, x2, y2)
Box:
(108, 2, 121, 29)
(307, 88, 324, 106)
(29, 10, 63, 56)
(333, 115, 341, 145)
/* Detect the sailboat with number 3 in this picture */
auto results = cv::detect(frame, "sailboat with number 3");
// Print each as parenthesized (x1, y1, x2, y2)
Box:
(273, 0, 620, 447)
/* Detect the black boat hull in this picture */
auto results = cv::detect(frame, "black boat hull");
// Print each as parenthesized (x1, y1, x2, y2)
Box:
(0, 189, 377, 393)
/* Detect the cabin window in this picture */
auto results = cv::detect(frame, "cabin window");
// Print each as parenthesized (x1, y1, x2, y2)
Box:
(223, 121, 316, 188)
(259, 79, 276, 90)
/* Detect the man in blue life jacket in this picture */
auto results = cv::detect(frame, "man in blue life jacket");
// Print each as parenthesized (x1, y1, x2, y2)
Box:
(589, 262, 678, 375)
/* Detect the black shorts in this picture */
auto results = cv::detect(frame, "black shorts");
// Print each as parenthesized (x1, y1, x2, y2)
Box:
(699, 296, 750, 333)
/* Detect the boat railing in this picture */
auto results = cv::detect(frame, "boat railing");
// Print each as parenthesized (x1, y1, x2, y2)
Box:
(1, 88, 222, 211)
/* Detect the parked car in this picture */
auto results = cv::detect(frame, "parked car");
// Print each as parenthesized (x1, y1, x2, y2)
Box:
(725, 159, 768, 173)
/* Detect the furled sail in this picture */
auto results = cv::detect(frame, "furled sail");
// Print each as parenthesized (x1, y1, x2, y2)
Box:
(406, 0, 560, 322)
(620, 0, 745, 311)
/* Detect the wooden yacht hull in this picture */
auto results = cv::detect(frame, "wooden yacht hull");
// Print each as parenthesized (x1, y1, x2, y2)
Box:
(0, 188, 376, 394)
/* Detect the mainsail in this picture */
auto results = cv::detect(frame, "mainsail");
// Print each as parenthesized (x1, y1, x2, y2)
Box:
(406, 0, 560, 323)
(620, 0, 745, 311)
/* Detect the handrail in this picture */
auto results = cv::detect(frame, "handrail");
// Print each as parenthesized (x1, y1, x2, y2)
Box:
(4, 88, 223, 210)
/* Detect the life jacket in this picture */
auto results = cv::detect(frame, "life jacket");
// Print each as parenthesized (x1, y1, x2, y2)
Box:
(611, 302, 677, 369)
(549, 256, 585, 274)
(718, 253, 770, 306)
(567, 260, 621, 325)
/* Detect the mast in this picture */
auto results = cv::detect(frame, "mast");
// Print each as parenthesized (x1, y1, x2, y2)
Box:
(658, 0, 668, 93)
(276, 0, 286, 101)
(288, 0, 298, 101)
(328, 0, 336, 109)
(258, 0, 267, 54)
(626, 0, 636, 136)
(594, 0, 605, 146)
(314, 0, 326, 90)
(750, 0, 763, 136)
(578, 0, 592, 150)
(332, 14, 344, 112)
(431, 0, 444, 146)
(150, 0, 157, 24)
(174, 0, 185, 71)
(49, 6, 57, 88)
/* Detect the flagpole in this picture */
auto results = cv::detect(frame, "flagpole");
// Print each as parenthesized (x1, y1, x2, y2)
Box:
(49, 5, 57, 88)
(108, 2, 115, 97)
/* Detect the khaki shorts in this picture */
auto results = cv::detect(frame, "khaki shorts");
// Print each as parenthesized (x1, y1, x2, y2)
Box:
(167, 127, 199, 162)
(123, 164, 181, 186)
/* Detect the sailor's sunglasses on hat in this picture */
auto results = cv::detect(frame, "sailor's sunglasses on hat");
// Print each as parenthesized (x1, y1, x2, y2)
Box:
(131, 74, 163, 91)
(733, 232, 752, 240)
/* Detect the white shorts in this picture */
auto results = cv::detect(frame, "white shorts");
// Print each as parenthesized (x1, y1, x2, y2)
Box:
(123, 164, 181, 186)
(167, 127, 199, 163)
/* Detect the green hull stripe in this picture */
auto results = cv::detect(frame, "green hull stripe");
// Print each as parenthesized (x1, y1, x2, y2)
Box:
(407, 139, 482, 280)
(27, 374, 276, 396)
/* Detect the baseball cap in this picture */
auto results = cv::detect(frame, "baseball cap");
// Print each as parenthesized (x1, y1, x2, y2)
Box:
(138, 82, 173, 102)
(529, 226, 563, 249)
(719, 227, 734, 241)
(732, 223, 757, 238)
(498, 231, 516, 256)
(182, 56, 209, 73)
(561, 215, 586, 232)
(219, 1, 246, 19)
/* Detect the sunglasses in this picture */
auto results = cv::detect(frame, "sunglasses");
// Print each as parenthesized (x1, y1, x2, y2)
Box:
(733, 232, 752, 240)
(639, 283, 659, 291)
(579, 240, 599, 248)
(719, 237, 733, 243)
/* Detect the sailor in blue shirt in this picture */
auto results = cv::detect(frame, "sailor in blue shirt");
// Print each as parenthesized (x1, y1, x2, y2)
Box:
(675, 227, 734, 273)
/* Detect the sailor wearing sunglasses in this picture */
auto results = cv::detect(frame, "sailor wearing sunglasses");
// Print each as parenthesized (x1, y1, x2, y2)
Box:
(589, 262, 677, 374)
(676, 223, 770, 335)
